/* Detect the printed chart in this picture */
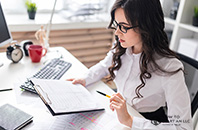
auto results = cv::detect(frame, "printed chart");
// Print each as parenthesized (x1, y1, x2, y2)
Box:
(50, 110, 119, 130)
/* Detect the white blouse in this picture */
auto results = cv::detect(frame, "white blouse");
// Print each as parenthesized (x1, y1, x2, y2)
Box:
(83, 47, 192, 130)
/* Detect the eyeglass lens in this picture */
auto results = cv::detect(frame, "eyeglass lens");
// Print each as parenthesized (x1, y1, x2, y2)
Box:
(113, 21, 128, 33)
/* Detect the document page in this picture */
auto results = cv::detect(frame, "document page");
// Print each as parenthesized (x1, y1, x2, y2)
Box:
(31, 79, 103, 114)
(50, 110, 120, 130)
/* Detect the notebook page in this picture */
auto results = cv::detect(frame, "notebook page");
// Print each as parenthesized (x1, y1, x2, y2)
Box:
(31, 79, 103, 113)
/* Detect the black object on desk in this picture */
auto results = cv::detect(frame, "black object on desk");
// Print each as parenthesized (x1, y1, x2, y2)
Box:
(20, 58, 72, 94)
(0, 88, 12, 92)
(21, 40, 33, 56)
(0, 104, 33, 130)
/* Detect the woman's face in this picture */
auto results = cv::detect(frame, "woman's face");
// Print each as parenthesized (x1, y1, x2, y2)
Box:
(114, 8, 143, 54)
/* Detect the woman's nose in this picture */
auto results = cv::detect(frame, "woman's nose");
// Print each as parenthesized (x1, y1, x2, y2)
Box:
(114, 27, 122, 36)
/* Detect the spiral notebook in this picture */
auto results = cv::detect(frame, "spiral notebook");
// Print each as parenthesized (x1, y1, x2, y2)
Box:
(30, 79, 104, 116)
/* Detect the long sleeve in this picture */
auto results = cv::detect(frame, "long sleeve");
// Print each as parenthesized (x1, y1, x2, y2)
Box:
(83, 49, 113, 86)
(131, 59, 192, 130)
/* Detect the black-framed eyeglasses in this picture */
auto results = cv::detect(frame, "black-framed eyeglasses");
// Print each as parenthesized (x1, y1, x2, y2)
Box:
(110, 20, 139, 33)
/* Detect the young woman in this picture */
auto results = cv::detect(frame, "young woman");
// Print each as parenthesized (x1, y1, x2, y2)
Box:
(67, 0, 192, 129)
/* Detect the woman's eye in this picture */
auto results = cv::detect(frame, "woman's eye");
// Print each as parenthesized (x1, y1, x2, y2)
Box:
(122, 26, 128, 30)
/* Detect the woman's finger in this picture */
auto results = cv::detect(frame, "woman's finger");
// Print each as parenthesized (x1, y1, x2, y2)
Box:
(72, 79, 80, 84)
(112, 94, 116, 97)
(110, 95, 124, 103)
(73, 79, 86, 86)
(110, 101, 121, 111)
(109, 103, 114, 111)
(66, 78, 86, 87)
(66, 78, 74, 81)
(111, 101, 121, 107)
(116, 93, 124, 100)
(110, 103, 121, 111)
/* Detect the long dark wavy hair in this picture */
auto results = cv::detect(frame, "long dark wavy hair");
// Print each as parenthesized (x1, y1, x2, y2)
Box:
(106, 0, 182, 102)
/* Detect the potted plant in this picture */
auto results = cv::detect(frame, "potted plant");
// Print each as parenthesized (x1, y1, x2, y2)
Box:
(193, 6, 198, 27)
(25, 0, 37, 20)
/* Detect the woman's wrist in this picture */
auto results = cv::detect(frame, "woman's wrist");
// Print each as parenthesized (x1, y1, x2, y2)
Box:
(124, 116, 133, 128)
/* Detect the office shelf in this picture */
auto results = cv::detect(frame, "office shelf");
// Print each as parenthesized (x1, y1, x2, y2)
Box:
(179, 23, 198, 33)
(161, 0, 198, 52)
(164, 17, 176, 25)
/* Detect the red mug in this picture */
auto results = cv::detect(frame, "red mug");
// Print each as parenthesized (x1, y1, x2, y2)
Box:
(28, 45, 47, 62)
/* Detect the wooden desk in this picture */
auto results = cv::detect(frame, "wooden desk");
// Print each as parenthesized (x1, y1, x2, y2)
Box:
(0, 47, 142, 129)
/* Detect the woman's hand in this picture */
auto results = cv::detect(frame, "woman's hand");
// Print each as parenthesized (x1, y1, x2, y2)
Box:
(66, 78, 86, 87)
(110, 93, 133, 128)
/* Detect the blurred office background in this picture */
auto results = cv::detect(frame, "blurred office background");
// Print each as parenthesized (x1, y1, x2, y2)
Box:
(0, 0, 115, 68)
(0, 0, 198, 90)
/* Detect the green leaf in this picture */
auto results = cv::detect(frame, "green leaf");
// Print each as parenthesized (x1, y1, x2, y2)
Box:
(25, 0, 37, 12)
(194, 6, 198, 18)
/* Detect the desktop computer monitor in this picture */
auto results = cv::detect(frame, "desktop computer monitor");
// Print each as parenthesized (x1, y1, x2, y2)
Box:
(0, 2, 12, 66)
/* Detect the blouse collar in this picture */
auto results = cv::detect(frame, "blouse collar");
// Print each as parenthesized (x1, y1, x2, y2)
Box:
(126, 47, 142, 57)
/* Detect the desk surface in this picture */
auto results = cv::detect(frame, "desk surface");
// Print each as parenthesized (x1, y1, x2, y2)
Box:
(0, 47, 142, 129)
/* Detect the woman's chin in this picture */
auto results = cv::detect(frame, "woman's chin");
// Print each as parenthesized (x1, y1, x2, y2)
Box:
(120, 43, 128, 48)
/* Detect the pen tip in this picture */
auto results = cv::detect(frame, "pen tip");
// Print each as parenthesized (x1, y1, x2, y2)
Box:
(96, 90, 101, 94)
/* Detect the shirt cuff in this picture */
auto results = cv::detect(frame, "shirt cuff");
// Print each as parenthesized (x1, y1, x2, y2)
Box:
(131, 116, 144, 130)
(84, 76, 93, 86)
(80, 70, 94, 87)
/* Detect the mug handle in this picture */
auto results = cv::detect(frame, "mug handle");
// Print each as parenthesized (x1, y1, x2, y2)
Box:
(42, 48, 47, 56)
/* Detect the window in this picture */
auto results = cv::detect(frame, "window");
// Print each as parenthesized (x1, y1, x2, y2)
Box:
(1, 0, 64, 14)
(1, 0, 111, 14)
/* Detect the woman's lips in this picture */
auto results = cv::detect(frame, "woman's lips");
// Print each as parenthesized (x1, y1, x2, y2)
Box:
(119, 39, 125, 43)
